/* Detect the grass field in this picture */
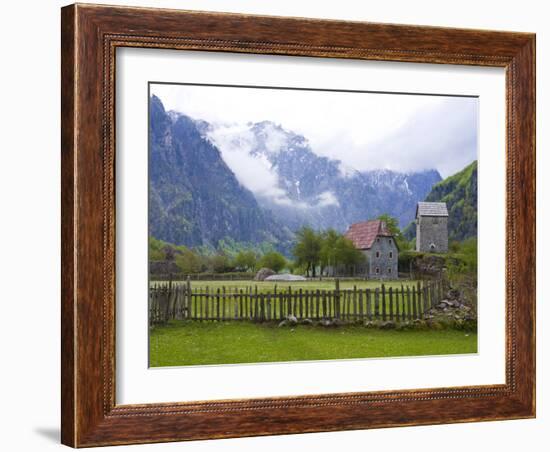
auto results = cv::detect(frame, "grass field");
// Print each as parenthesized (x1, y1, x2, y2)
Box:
(149, 320, 477, 367)
(151, 279, 420, 294)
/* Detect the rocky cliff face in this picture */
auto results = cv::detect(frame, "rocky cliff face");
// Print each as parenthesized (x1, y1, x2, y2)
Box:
(149, 95, 294, 251)
(205, 119, 441, 231)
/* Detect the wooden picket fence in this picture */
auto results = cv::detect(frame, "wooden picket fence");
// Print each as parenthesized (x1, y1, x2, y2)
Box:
(149, 279, 446, 326)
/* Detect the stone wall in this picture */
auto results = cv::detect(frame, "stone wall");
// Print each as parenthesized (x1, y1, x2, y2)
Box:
(366, 236, 398, 279)
(416, 216, 448, 253)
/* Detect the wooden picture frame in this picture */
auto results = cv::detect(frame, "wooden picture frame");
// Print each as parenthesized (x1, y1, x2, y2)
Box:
(61, 3, 535, 447)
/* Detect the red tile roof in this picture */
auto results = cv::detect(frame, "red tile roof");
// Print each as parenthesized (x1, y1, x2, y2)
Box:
(344, 219, 393, 250)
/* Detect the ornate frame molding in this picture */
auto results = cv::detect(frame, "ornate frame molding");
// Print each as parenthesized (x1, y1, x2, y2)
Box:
(62, 4, 535, 447)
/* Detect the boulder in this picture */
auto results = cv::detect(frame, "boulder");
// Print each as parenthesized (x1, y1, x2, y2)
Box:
(285, 315, 298, 325)
(447, 288, 461, 300)
(380, 321, 396, 330)
(278, 319, 288, 328)
(254, 268, 276, 281)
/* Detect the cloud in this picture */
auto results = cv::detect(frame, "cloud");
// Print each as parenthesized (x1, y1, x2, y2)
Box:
(316, 191, 339, 207)
(350, 98, 478, 177)
(205, 123, 287, 201)
(152, 84, 478, 178)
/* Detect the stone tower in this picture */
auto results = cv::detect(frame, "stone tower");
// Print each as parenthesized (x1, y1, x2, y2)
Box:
(415, 202, 449, 253)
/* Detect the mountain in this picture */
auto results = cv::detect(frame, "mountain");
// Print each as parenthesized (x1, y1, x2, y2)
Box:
(404, 160, 478, 242)
(149, 95, 294, 252)
(150, 95, 444, 254)
(206, 120, 441, 230)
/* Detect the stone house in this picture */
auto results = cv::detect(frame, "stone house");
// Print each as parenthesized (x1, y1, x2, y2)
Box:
(415, 201, 449, 253)
(344, 219, 399, 279)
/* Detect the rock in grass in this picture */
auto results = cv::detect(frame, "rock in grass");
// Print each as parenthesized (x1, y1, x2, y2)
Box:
(254, 268, 276, 281)
(286, 315, 298, 325)
(380, 321, 396, 330)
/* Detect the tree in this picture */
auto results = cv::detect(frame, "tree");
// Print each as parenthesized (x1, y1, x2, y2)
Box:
(259, 251, 286, 273)
(209, 253, 233, 273)
(320, 230, 365, 275)
(335, 236, 365, 267)
(292, 226, 322, 277)
(233, 250, 258, 272)
(174, 248, 203, 274)
(377, 213, 411, 251)
(319, 229, 340, 272)
(148, 236, 167, 261)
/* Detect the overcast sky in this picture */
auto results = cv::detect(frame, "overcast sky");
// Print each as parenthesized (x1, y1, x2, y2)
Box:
(150, 83, 478, 178)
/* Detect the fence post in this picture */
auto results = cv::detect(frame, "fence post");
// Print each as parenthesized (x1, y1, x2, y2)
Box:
(381, 284, 386, 321)
(254, 287, 259, 321)
(353, 285, 358, 321)
(416, 281, 422, 317)
(366, 289, 372, 321)
(335, 279, 340, 319)
(216, 288, 221, 321)
(205, 286, 210, 320)
(186, 276, 192, 319)
(388, 287, 394, 321)
(401, 284, 406, 322)
(315, 289, 320, 320)
(406, 286, 412, 321)
(358, 289, 364, 320)
(374, 288, 380, 318)
(412, 285, 418, 319)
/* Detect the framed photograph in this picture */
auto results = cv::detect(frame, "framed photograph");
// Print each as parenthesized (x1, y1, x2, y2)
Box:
(61, 3, 535, 447)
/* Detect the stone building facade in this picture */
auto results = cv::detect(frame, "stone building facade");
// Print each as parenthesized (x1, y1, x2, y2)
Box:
(344, 219, 399, 279)
(415, 202, 449, 253)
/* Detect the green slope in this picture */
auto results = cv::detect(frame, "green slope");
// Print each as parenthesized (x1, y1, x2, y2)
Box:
(404, 161, 477, 242)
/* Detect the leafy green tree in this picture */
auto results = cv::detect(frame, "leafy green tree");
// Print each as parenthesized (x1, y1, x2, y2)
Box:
(377, 214, 411, 251)
(335, 236, 365, 267)
(319, 229, 364, 270)
(259, 251, 287, 273)
(148, 236, 167, 261)
(209, 253, 234, 273)
(174, 248, 203, 274)
(292, 226, 322, 277)
(233, 250, 258, 272)
(319, 229, 340, 271)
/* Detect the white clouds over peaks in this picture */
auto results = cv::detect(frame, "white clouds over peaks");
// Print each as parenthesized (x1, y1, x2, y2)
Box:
(152, 83, 478, 182)
(205, 123, 293, 206)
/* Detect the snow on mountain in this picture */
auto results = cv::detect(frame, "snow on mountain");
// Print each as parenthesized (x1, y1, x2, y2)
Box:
(202, 119, 441, 229)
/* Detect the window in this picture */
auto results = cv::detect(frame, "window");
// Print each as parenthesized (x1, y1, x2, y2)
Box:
(388, 268, 392, 274)
(375, 267, 380, 274)
(376, 238, 380, 243)
(388, 238, 392, 245)
(433, 217, 439, 224)
(389, 251, 393, 259)
(430, 243, 436, 250)
(375, 251, 380, 258)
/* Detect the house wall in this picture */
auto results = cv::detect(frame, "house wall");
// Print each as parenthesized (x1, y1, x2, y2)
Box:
(416, 215, 449, 252)
(366, 236, 398, 279)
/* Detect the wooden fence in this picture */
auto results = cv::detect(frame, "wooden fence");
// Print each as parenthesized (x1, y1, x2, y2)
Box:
(149, 279, 446, 326)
